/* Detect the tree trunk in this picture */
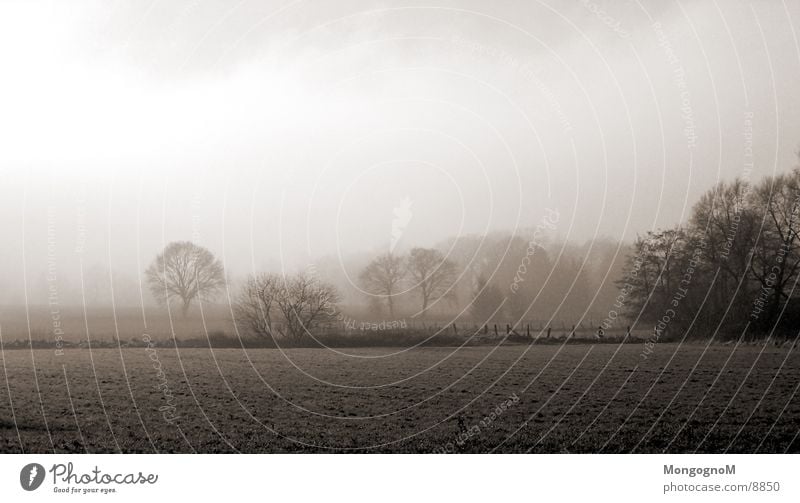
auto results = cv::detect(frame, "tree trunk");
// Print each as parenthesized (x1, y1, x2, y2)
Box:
(181, 300, 191, 319)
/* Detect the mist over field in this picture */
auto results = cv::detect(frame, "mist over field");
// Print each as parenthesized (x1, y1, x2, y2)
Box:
(1, 1, 800, 456)
(2, 0, 800, 312)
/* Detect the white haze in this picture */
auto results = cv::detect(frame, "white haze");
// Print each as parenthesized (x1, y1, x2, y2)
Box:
(1, 0, 799, 305)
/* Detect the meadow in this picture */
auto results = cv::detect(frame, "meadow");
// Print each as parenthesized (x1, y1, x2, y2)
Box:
(0, 342, 798, 453)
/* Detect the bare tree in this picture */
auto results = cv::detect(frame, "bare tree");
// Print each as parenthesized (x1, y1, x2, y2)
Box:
(690, 179, 758, 327)
(235, 273, 282, 338)
(749, 171, 800, 327)
(407, 247, 457, 317)
(359, 253, 406, 318)
(275, 274, 340, 339)
(619, 228, 692, 326)
(145, 241, 225, 318)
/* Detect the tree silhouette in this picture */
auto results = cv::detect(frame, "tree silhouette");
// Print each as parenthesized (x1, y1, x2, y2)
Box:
(235, 273, 282, 338)
(359, 253, 406, 318)
(749, 171, 800, 328)
(145, 241, 225, 318)
(407, 247, 457, 317)
(275, 274, 340, 339)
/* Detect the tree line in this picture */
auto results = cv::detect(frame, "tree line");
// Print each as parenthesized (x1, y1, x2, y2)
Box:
(620, 167, 800, 340)
(142, 237, 625, 340)
(142, 164, 800, 342)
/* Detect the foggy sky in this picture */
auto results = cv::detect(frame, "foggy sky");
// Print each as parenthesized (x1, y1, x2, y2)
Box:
(1, 0, 799, 305)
